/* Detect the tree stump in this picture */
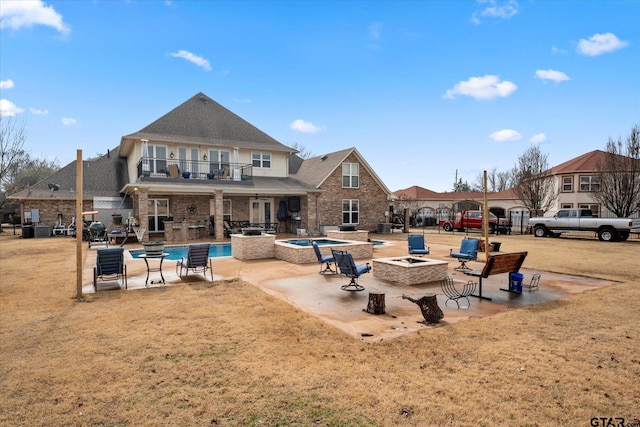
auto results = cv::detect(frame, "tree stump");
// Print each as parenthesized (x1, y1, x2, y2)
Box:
(365, 291, 386, 315)
(402, 293, 444, 324)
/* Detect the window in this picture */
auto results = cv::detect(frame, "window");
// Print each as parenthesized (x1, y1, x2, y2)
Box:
(580, 175, 600, 192)
(579, 203, 600, 216)
(342, 199, 359, 224)
(148, 199, 169, 232)
(147, 144, 167, 175)
(561, 203, 573, 209)
(208, 149, 230, 173)
(223, 199, 232, 222)
(342, 163, 359, 188)
(562, 176, 573, 192)
(252, 152, 271, 168)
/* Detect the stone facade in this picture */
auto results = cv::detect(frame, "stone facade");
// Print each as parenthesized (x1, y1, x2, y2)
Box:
(231, 233, 276, 260)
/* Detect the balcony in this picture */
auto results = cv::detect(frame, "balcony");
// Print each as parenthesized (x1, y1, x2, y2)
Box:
(137, 158, 252, 182)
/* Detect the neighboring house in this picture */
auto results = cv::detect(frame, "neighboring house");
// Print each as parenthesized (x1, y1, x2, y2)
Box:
(393, 150, 640, 233)
(9, 92, 393, 240)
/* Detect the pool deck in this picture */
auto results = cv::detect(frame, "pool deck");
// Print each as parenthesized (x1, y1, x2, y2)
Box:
(84, 236, 618, 342)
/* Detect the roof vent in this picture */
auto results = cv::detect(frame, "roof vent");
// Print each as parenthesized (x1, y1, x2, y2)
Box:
(199, 95, 208, 103)
(321, 154, 328, 161)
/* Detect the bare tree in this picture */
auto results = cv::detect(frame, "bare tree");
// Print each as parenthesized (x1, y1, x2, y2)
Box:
(471, 168, 513, 192)
(591, 124, 640, 217)
(511, 145, 557, 216)
(0, 116, 28, 195)
(289, 142, 314, 159)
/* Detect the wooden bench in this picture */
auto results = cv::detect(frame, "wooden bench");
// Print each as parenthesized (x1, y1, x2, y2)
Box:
(464, 251, 528, 301)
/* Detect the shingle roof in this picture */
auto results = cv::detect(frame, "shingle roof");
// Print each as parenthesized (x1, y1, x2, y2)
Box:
(121, 92, 293, 153)
(394, 185, 519, 201)
(8, 146, 128, 200)
(291, 148, 355, 188)
(548, 150, 605, 174)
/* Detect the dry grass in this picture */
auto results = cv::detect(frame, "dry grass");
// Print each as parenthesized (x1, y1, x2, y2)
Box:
(1, 231, 638, 426)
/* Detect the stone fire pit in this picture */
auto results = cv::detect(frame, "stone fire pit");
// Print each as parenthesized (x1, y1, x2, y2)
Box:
(372, 256, 448, 285)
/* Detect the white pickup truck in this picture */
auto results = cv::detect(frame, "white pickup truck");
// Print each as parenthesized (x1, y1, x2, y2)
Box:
(529, 209, 640, 242)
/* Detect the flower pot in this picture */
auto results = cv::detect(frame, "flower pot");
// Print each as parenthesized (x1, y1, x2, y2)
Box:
(143, 241, 165, 256)
(182, 172, 191, 179)
(207, 173, 215, 179)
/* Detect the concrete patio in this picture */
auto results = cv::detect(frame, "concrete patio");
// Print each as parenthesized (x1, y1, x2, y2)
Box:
(83, 237, 618, 342)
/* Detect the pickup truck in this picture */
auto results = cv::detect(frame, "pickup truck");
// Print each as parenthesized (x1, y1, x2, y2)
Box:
(529, 209, 640, 242)
(440, 210, 511, 234)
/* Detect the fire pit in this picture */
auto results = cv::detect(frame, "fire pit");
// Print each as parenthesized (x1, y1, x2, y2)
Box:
(241, 227, 263, 236)
(372, 256, 448, 285)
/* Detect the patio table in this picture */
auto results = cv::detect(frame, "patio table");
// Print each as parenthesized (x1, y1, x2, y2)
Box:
(139, 253, 169, 286)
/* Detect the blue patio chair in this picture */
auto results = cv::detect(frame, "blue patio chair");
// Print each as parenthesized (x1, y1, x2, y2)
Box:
(331, 249, 371, 291)
(408, 234, 429, 256)
(312, 241, 336, 274)
(176, 243, 213, 281)
(450, 238, 479, 271)
(93, 247, 127, 291)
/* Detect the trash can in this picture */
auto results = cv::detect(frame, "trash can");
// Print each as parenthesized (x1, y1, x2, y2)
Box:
(490, 242, 502, 252)
(22, 224, 34, 238)
(509, 273, 524, 293)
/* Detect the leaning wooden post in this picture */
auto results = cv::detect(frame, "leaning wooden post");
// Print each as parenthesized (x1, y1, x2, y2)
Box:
(75, 149, 83, 300)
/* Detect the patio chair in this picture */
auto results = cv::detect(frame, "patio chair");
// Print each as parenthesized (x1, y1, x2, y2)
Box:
(176, 243, 213, 281)
(93, 247, 127, 291)
(224, 221, 240, 238)
(312, 241, 336, 275)
(450, 238, 479, 271)
(408, 234, 429, 256)
(331, 249, 370, 292)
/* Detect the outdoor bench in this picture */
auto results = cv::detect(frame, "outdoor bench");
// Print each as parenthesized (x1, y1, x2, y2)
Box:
(464, 251, 528, 301)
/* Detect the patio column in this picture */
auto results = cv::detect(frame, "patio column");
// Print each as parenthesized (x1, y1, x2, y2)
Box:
(138, 187, 149, 243)
(306, 193, 318, 231)
(214, 190, 224, 241)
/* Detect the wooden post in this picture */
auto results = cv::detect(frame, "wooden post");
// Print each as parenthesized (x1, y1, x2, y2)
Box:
(75, 150, 83, 300)
(365, 291, 386, 315)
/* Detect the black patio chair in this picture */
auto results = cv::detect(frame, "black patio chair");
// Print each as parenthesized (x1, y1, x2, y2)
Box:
(176, 243, 213, 281)
(93, 247, 127, 291)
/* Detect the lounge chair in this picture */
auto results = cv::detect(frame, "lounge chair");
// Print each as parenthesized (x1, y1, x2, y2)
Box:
(450, 238, 479, 271)
(331, 249, 371, 291)
(312, 241, 336, 274)
(93, 247, 127, 291)
(224, 221, 240, 238)
(408, 234, 429, 256)
(176, 243, 213, 281)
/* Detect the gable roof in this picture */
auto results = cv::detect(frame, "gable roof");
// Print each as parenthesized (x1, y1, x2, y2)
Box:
(291, 147, 392, 196)
(120, 92, 294, 155)
(8, 146, 128, 200)
(394, 185, 519, 202)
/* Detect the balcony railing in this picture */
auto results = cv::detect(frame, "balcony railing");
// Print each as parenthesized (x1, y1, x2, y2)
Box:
(137, 158, 252, 181)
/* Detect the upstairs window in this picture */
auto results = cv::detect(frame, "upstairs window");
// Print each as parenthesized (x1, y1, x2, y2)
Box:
(562, 176, 573, 192)
(252, 152, 271, 168)
(342, 163, 359, 188)
(580, 175, 600, 192)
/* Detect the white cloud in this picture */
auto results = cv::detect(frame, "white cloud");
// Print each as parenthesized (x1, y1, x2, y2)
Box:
(443, 75, 517, 100)
(61, 117, 76, 126)
(551, 45, 566, 54)
(535, 69, 570, 82)
(169, 50, 212, 71)
(30, 107, 48, 115)
(471, 0, 519, 24)
(290, 119, 322, 133)
(489, 129, 521, 142)
(0, 79, 15, 89)
(530, 133, 547, 143)
(0, 0, 70, 34)
(577, 32, 628, 56)
(0, 99, 24, 116)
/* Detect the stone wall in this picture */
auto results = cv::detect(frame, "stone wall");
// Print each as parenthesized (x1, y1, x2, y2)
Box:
(231, 233, 276, 260)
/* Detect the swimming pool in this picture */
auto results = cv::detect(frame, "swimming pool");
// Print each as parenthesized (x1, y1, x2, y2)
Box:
(129, 243, 231, 261)
(284, 238, 385, 247)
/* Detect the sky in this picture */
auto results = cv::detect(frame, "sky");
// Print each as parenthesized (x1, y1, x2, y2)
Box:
(1, 0, 639, 193)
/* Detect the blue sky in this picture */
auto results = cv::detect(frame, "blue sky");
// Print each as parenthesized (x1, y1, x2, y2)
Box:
(1, 0, 638, 192)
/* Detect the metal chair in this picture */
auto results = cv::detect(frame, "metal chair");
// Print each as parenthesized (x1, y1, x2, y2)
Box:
(93, 247, 127, 291)
(312, 241, 336, 274)
(331, 249, 370, 292)
(450, 238, 479, 271)
(176, 243, 213, 281)
(408, 234, 429, 256)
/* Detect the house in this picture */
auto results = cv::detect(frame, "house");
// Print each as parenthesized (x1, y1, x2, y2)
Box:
(9, 92, 394, 241)
(393, 150, 640, 233)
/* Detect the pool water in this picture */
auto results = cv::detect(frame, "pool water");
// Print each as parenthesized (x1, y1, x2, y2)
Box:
(129, 243, 231, 261)
(285, 238, 385, 247)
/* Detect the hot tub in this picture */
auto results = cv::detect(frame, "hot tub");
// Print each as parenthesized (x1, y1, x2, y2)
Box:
(275, 238, 373, 264)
